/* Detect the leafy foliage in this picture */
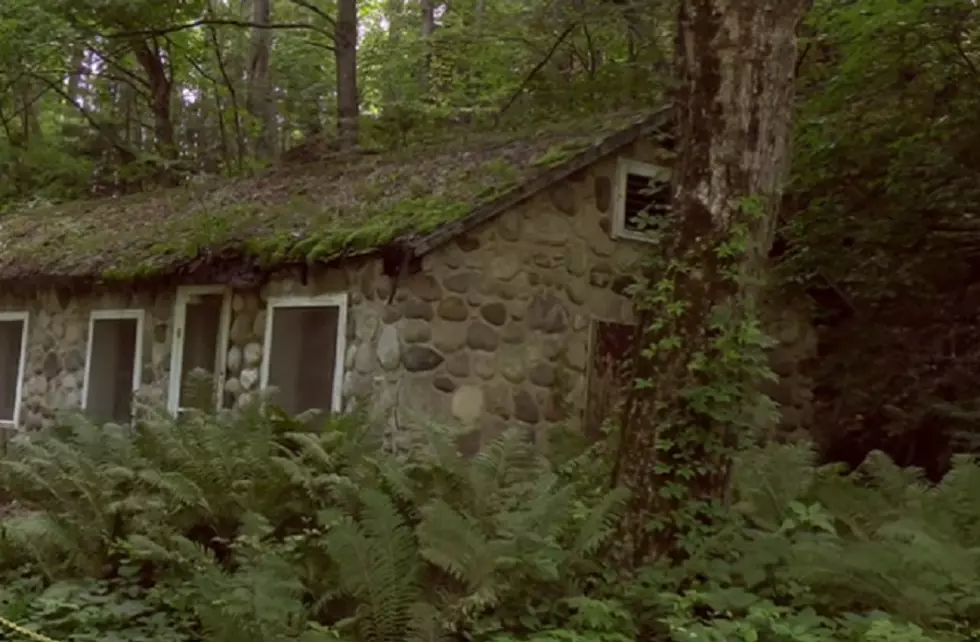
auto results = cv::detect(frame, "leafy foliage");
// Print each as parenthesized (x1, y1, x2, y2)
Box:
(0, 401, 978, 640)
(0, 402, 629, 641)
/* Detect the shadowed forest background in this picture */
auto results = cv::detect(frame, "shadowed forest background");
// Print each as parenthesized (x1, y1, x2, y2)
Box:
(1, 0, 980, 640)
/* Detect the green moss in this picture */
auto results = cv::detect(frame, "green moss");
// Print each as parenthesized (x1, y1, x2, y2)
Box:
(0, 107, 660, 281)
(532, 141, 592, 168)
(101, 261, 163, 282)
(222, 195, 473, 267)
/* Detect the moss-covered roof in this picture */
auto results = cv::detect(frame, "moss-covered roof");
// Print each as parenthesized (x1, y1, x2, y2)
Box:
(0, 108, 667, 283)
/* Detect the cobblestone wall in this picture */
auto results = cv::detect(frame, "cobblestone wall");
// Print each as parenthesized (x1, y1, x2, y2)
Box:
(3, 289, 174, 430)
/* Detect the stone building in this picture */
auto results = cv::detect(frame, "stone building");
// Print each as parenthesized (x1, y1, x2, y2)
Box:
(0, 108, 814, 445)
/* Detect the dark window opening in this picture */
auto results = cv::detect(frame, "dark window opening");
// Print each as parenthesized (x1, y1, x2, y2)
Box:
(623, 172, 670, 233)
(584, 321, 636, 440)
(86, 318, 139, 424)
(177, 293, 224, 412)
(658, 132, 677, 151)
(0, 319, 24, 423)
(266, 305, 340, 415)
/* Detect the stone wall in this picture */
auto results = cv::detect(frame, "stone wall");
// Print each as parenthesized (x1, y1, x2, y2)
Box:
(357, 148, 652, 449)
(221, 262, 387, 414)
(340, 139, 818, 446)
(0, 289, 175, 430)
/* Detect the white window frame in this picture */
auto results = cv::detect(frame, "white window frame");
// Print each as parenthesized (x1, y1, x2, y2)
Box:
(612, 157, 671, 243)
(167, 285, 232, 414)
(260, 293, 349, 413)
(82, 309, 145, 418)
(0, 311, 30, 429)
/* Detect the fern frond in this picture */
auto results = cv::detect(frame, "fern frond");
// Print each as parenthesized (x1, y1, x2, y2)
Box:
(733, 440, 818, 528)
(418, 499, 492, 588)
(469, 428, 541, 504)
(570, 487, 630, 560)
(326, 489, 422, 642)
(405, 601, 452, 642)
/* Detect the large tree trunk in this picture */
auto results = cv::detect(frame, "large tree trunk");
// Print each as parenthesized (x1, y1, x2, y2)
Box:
(612, 0, 810, 567)
(334, 0, 359, 147)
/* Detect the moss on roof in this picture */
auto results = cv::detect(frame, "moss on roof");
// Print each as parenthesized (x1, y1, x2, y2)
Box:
(0, 109, 657, 282)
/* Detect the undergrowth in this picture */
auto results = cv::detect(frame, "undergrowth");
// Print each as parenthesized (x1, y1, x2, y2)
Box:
(0, 398, 976, 641)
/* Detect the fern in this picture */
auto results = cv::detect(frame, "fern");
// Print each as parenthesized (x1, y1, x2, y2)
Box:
(418, 498, 494, 588)
(326, 489, 421, 642)
(191, 543, 309, 642)
(0, 402, 644, 641)
(568, 487, 630, 561)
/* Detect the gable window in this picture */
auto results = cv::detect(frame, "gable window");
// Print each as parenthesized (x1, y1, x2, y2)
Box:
(83, 310, 144, 424)
(0, 312, 29, 428)
(168, 287, 231, 414)
(613, 158, 671, 241)
(261, 294, 348, 415)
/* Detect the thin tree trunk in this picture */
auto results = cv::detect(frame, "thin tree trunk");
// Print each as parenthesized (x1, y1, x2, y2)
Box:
(612, 0, 810, 567)
(122, 81, 136, 147)
(247, 0, 277, 161)
(334, 0, 359, 147)
(419, 0, 436, 95)
(66, 48, 87, 105)
(130, 38, 177, 164)
(212, 88, 231, 173)
(475, 0, 485, 28)
(382, 0, 405, 108)
(20, 82, 42, 145)
(206, 13, 246, 171)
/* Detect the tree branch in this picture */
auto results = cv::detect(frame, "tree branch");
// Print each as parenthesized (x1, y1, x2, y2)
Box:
(26, 72, 137, 163)
(952, 33, 980, 81)
(286, 0, 337, 28)
(104, 19, 329, 39)
(302, 38, 336, 52)
(87, 44, 153, 90)
(495, 22, 578, 119)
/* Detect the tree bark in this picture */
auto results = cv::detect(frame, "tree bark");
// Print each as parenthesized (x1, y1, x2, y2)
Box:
(205, 6, 246, 171)
(130, 38, 177, 163)
(334, 0, 359, 147)
(382, 0, 406, 108)
(418, 0, 436, 95)
(66, 48, 87, 105)
(246, 0, 277, 161)
(612, 0, 810, 567)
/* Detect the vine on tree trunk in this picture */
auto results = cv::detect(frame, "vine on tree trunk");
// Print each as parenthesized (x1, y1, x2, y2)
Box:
(611, 0, 811, 568)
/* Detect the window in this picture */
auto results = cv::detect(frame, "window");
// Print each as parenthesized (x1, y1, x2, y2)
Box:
(261, 294, 348, 415)
(0, 312, 28, 428)
(613, 158, 671, 241)
(83, 310, 144, 424)
(168, 287, 231, 414)
(584, 320, 635, 439)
